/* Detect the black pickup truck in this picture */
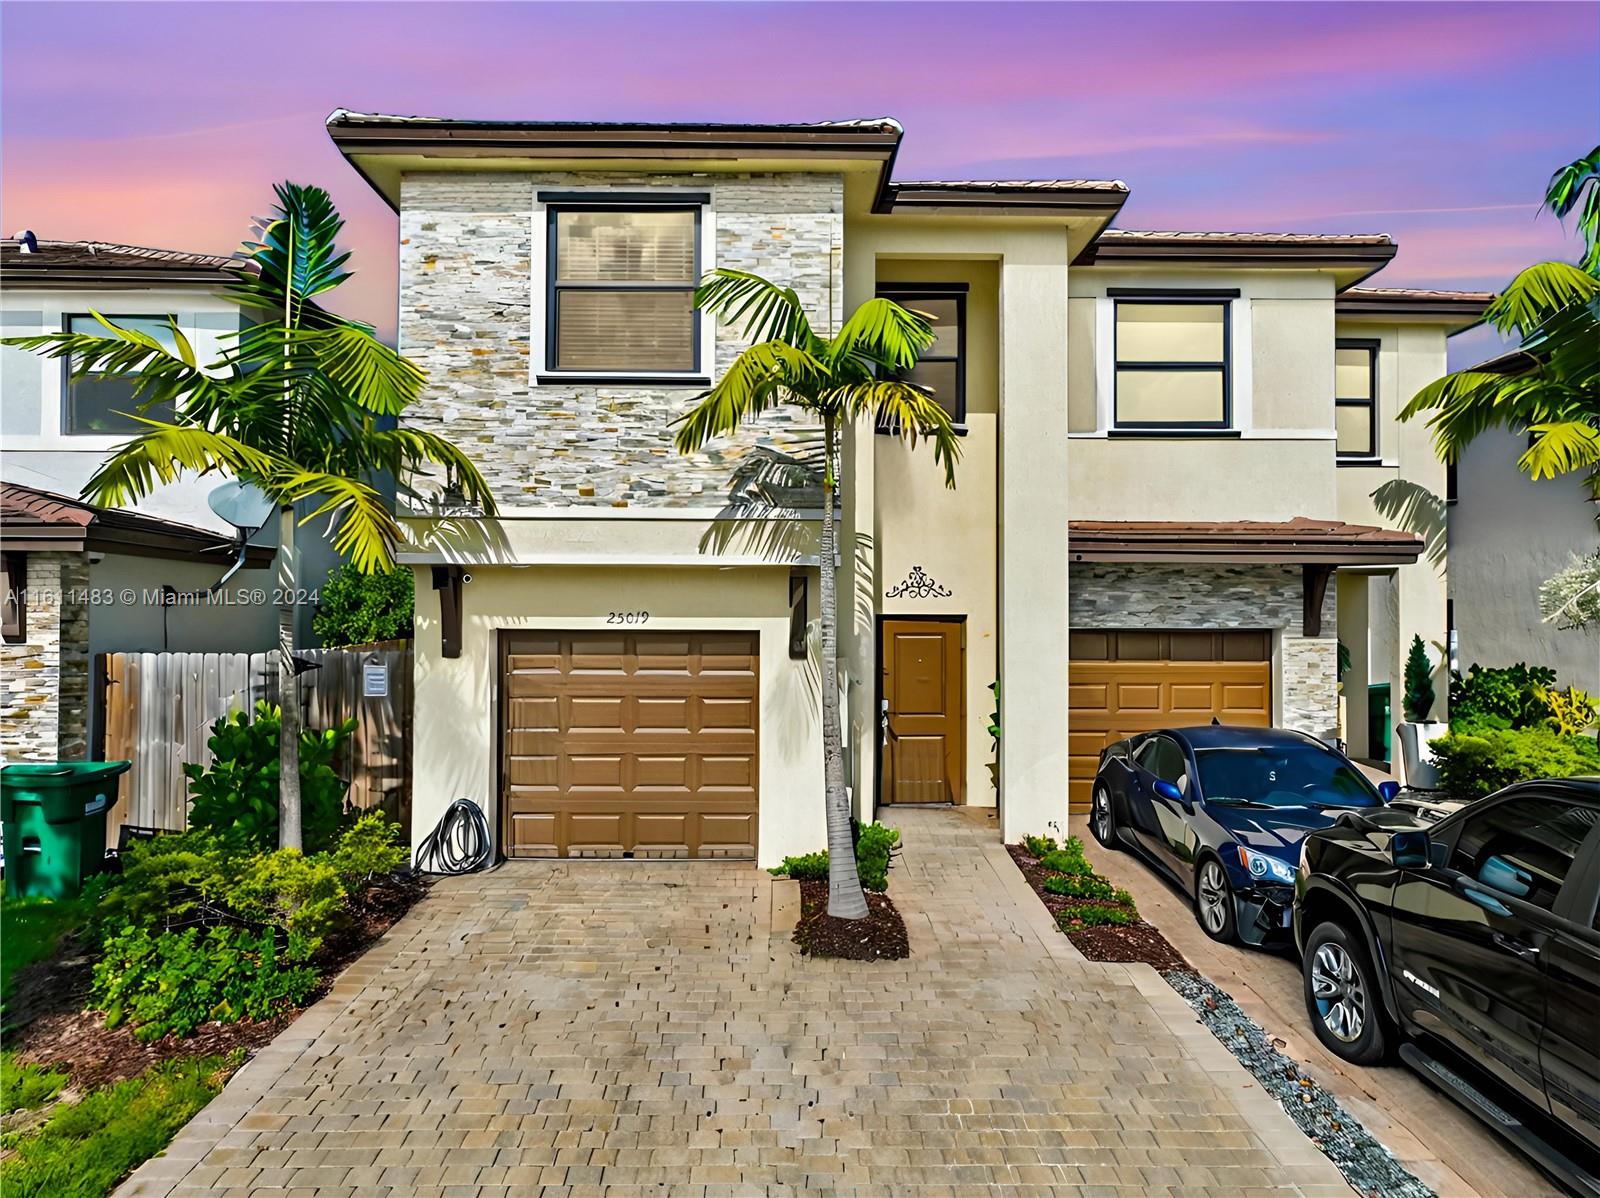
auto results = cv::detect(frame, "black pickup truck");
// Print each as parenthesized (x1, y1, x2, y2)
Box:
(1293, 777, 1600, 1196)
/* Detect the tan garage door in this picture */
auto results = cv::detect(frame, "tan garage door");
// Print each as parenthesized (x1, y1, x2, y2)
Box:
(1068, 630, 1271, 814)
(501, 631, 759, 858)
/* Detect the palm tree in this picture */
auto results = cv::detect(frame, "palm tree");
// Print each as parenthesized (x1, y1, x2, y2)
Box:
(675, 269, 960, 918)
(1401, 147, 1600, 514)
(4, 183, 494, 849)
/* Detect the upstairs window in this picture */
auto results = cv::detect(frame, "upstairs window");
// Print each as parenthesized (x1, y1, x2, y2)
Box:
(64, 314, 179, 435)
(1336, 340, 1379, 458)
(1113, 298, 1230, 428)
(546, 204, 700, 374)
(877, 286, 966, 427)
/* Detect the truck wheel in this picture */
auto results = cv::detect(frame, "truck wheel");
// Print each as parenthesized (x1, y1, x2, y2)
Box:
(1304, 921, 1391, 1065)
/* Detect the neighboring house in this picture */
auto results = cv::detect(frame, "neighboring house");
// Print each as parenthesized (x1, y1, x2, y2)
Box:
(0, 236, 283, 760)
(327, 111, 1487, 865)
(1449, 425, 1600, 694)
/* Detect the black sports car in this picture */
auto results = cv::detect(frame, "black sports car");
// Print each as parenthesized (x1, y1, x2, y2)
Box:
(1090, 725, 1394, 945)
(1294, 778, 1600, 1195)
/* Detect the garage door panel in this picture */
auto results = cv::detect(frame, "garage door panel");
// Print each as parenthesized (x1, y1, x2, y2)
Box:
(1169, 683, 1217, 712)
(502, 631, 759, 859)
(1115, 683, 1162, 710)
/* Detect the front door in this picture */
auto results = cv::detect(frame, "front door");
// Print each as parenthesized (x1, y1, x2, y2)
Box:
(880, 618, 964, 805)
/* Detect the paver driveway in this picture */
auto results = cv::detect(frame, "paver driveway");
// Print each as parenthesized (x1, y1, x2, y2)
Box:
(121, 809, 1349, 1197)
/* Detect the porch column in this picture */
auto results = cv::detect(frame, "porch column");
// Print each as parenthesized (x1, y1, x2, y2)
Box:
(997, 233, 1071, 843)
(1336, 571, 1372, 758)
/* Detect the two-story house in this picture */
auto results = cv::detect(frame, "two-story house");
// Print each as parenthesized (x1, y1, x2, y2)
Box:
(328, 111, 1486, 866)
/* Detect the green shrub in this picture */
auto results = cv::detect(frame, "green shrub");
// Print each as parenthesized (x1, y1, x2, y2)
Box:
(767, 822, 901, 893)
(1, 1055, 67, 1113)
(1451, 662, 1559, 731)
(312, 564, 414, 648)
(0, 1054, 235, 1198)
(1021, 834, 1057, 858)
(1038, 838, 1091, 876)
(223, 851, 344, 957)
(1041, 872, 1115, 901)
(184, 702, 355, 855)
(326, 813, 408, 890)
(93, 831, 228, 942)
(91, 924, 319, 1041)
(1430, 726, 1600, 801)
(1403, 634, 1436, 722)
(1056, 902, 1138, 928)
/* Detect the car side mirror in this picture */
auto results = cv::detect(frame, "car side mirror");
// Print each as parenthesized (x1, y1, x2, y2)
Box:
(1378, 780, 1400, 803)
(1391, 829, 1430, 869)
(1151, 779, 1184, 803)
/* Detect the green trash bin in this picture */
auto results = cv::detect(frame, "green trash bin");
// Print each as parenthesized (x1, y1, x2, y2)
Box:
(1, 761, 130, 900)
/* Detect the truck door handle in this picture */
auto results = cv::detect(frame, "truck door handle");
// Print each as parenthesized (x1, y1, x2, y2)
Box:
(1491, 931, 1541, 962)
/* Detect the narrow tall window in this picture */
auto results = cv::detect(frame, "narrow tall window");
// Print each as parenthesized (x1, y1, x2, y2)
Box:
(64, 314, 179, 434)
(1114, 299, 1229, 428)
(547, 206, 699, 373)
(1336, 340, 1379, 458)
(877, 286, 966, 426)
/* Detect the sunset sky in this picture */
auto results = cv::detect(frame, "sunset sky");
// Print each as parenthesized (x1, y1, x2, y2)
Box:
(4, 1, 1596, 363)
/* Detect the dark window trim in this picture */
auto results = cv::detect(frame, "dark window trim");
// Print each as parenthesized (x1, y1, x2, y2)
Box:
(1336, 338, 1380, 459)
(1107, 286, 1240, 299)
(2, 551, 25, 643)
(534, 374, 710, 388)
(1106, 428, 1241, 440)
(537, 190, 711, 206)
(876, 284, 968, 430)
(61, 311, 176, 437)
(544, 202, 703, 376)
(1113, 296, 1232, 430)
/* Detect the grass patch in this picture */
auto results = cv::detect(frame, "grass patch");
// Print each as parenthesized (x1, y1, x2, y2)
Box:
(1, 897, 91, 1004)
(1, 1054, 68, 1112)
(0, 1052, 238, 1198)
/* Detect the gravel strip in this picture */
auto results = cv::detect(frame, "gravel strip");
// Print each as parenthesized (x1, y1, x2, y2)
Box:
(1164, 968, 1436, 1198)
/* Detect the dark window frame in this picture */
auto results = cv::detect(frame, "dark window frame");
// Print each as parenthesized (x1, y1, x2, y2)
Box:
(1335, 338, 1381, 460)
(875, 283, 968, 430)
(2, 551, 25, 643)
(1112, 296, 1232, 430)
(61, 312, 178, 436)
(544, 200, 704, 377)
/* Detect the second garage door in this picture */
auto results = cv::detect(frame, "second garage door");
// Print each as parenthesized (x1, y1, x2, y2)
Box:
(1068, 630, 1271, 813)
(501, 631, 759, 858)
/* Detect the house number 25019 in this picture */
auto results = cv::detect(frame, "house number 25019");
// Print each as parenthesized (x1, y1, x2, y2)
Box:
(607, 610, 650, 625)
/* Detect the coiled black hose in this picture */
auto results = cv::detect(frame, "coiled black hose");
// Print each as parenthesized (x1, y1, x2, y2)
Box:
(414, 797, 492, 875)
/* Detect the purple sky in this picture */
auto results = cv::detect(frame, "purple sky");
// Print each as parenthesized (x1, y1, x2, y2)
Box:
(4, 1, 1596, 363)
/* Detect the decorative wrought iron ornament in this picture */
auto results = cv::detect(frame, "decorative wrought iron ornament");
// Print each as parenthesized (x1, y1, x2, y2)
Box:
(886, 565, 952, 599)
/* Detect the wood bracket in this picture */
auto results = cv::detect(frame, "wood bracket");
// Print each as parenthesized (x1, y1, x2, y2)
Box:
(1302, 564, 1334, 637)
(431, 565, 465, 659)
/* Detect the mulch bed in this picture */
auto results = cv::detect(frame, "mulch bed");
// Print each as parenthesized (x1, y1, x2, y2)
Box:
(2, 872, 428, 1091)
(792, 879, 910, 961)
(1005, 844, 1189, 971)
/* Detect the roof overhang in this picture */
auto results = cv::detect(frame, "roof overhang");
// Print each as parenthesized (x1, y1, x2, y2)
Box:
(1068, 518, 1424, 566)
(327, 110, 905, 212)
(1335, 287, 1493, 332)
(878, 180, 1128, 221)
(1, 485, 273, 565)
(1073, 233, 1397, 289)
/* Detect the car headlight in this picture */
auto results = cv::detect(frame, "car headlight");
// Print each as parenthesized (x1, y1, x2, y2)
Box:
(1238, 846, 1297, 886)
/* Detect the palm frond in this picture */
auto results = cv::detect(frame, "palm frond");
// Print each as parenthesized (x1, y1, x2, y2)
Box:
(1399, 369, 1505, 421)
(275, 470, 404, 574)
(243, 183, 353, 312)
(1484, 261, 1600, 336)
(827, 297, 934, 373)
(1522, 420, 1600, 480)
(837, 379, 962, 488)
(673, 340, 824, 454)
(81, 422, 280, 508)
(1544, 145, 1600, 273)
(303, 325, 425, 416)
(694, 269, 815, 348)
(361, 427, 499, 514)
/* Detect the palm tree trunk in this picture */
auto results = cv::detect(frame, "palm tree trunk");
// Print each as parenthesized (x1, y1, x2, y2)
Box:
(821, 415, 868, 920)
(276, 505, 302, 851)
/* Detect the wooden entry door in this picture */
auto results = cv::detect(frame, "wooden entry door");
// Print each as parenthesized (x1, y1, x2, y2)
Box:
(880, 619, 964, 805)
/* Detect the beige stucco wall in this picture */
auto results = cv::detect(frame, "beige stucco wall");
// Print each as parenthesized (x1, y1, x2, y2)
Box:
(409, 563, 824, 869)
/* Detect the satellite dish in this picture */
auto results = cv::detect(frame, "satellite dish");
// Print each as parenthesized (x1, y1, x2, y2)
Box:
(208, 480, 273, 536)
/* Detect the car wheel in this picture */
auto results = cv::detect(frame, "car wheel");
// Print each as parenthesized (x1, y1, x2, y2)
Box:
(1303, 921, 1390, 1065)
(1090, 785, 1120, 850)
(1194, 857, 1238, 943)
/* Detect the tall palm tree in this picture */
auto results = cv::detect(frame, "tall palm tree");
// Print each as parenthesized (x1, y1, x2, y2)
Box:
(5, 183, 494, 849)
(1401, 147, 1600, 514)
(675, 269, 960, 919)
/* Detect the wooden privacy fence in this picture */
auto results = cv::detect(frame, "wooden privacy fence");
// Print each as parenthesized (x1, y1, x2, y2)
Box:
(97, 641, 412, 850)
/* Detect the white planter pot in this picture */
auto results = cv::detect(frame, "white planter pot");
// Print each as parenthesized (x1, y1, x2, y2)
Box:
(1397, 721, 1448, 791)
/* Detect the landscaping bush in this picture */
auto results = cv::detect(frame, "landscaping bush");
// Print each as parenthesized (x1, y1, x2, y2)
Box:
(223, 851, 343, 956)
(1038, 842, 1091, 876)
(1450, 662, 1558, 731)
(326, 812, 409, 890)
(1057, 901, 1138, 928)
(0, 1054, 235, 1198)
(1041, 872, 1115, 901)
(1021, 834, 1057, 858)
(184, 701, 355, 856)
(1403, 634, 1436, 722)
(312, 564, 414, 647)
(92, 925, 319, 1041)
(1430, 726, 1600, 801)
(768, 822, 901, 892)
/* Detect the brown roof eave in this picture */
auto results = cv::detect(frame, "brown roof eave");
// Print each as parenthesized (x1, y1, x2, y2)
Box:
(1067, 520, 1425, 566)
(878, 184, 1129, 220)
(0, 268, 240, 291)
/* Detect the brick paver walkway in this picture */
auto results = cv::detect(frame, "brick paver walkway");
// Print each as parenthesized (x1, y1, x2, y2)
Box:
(120, 808, 1349, 1196)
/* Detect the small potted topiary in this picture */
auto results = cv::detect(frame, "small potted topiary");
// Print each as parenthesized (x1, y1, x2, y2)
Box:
(1396, 634, 1448, 790)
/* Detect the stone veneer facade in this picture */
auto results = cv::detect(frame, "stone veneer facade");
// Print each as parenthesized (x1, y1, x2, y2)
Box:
(2, 552, 90, 760)
(398, 171, 843, 510)
(1069, 563, 1339, 739)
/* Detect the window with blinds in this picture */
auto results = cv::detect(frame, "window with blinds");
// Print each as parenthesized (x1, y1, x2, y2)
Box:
(547, 206, 700, 373)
